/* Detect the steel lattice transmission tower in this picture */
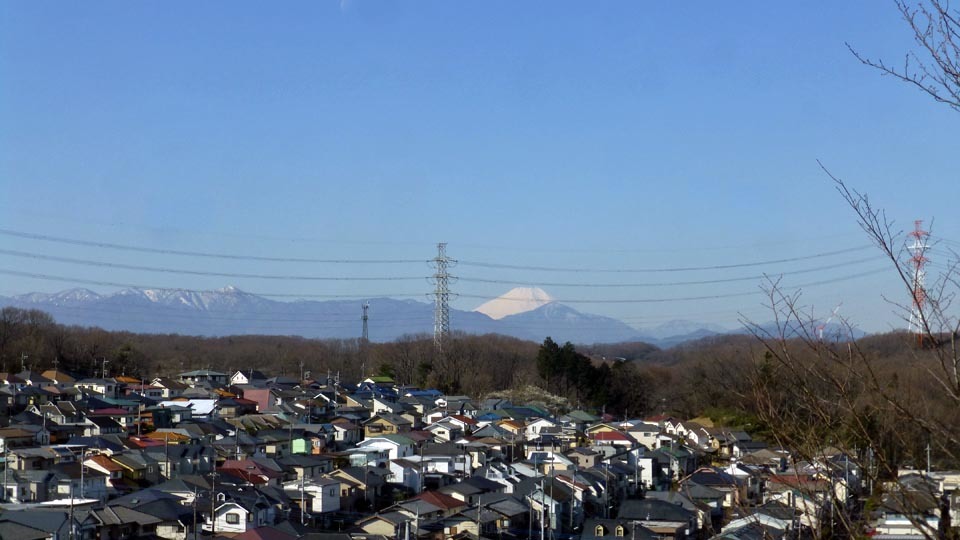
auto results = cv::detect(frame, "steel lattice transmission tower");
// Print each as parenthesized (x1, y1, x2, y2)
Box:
(907, 220, 930, 342)
(361, 302, 370, 342)
(429, 242, 457, 352)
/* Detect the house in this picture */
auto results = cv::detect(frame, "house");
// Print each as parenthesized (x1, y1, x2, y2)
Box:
(357, 434, 416, 462)
(568, 448, 601, 469)
(389, 458, 423, 492)
(583, 519, 658, 540)
(242, 388, 282, 414)
(144, 443, 216, 479)
(204, 492, 273, 534)
(217, 397, 259, 419)
(50, 462, 109, 502)
(219, 459, 284, 487)
(363, 414, 413, 437)
(620, 421, 661, 450)
(231, 370, 268, 386)
(617, 498, 698, 540)
(681, 467, 742, 508)
(424, 421, 463, 443)
(178, 370, 228, 386)
(590, 430, 636, 448)
(285, 477, 341, 514)
(329, 420, 362, 447)
(356, 512, 413, 537)
(150, 378, 189, 399)
(112, 451, 162, 485)
(87, 504, 166, 539)
(15, 371, 55, 389)
(0, 427, 38, 453)
(525, 418, 559, 441)
(84, 454, 126, 493)
(329, 467, 386, 511)
(75, 378, 121, 399)
(0, 510, 78, 540)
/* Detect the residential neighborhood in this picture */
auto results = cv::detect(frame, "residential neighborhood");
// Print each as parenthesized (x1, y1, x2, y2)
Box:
(0, 367, 952, 540)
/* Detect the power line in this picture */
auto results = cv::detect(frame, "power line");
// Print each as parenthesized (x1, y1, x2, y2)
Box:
(0, 264, 889, 305)
(457, 255, 883, 287)
(0, 228, 426, 264)
(458, 245, 874, 273)
(0, 248, 426, 281)
(454, 231, 865, 254)
(455, 267, 890, 303)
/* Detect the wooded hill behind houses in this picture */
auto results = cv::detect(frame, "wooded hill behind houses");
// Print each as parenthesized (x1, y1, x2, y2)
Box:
(2, 305, 954, 470)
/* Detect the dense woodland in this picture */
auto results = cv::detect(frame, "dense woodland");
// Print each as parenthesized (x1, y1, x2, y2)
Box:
(2, 305, 957, 471)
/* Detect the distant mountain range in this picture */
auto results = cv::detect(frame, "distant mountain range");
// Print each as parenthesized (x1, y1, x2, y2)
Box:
(0, 286, 861, 347)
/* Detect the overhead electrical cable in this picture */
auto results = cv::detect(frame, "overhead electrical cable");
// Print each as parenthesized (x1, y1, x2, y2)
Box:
(0, 248, 425, 281)
(0, 266, 887, 304)
(456, 267, 889, 303)
(458, 245, 874, 273)
(0, 228, 426, 264)
(0, 247, 882, 287)
(457, 255, 883, 287)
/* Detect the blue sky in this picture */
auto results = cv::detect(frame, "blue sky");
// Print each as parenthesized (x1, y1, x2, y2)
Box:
(1, 1, 957, 333)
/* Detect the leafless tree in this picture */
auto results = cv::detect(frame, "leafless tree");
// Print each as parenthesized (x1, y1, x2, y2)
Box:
(742, 169, 960, 539)
(849, 0, 960, 112)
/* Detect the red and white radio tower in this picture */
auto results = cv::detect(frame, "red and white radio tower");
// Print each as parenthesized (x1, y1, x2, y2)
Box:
(908, 220, 929, 341)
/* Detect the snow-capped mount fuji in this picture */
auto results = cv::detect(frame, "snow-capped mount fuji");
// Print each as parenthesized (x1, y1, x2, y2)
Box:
(473, 287, 555, 319)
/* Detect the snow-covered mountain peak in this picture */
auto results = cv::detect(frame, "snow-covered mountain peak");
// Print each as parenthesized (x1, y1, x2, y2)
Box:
(474, 287, 555, 320)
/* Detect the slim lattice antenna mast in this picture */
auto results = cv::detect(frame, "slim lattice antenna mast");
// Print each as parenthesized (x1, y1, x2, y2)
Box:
(429, 242, 457, 352)
(908, 220, 930, 344)
(361, 301, 370, 342)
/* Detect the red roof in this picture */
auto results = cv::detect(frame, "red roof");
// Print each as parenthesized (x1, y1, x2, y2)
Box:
(448, 414, 478, 426)
(412, 490, 467, 510)
(126, 436, 165, 448)
(591, 431, 635, 442)
(220, 459, 283, 482)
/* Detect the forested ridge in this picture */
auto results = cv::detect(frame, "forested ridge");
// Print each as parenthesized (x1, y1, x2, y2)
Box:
(2, 305, 955, 469)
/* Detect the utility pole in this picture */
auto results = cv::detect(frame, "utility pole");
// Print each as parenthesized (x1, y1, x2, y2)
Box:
(137, 378, 143, 437)
(361, 302, 370, 342)
(20, 353, 27, 373)
(192, 487, 198, 540)
(2, 447, 7, 503)
(69, 480, 75, 540)
(210, 472, 218, 535)
(79, 450, 85, 499)
(300, 474, 306, 525)
(429, 243, 456, 353)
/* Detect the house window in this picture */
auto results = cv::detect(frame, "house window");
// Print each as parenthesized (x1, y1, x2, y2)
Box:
(595, 525, 606, 536)
(615, 526, 625, 537)
(225, 513, 240, 524)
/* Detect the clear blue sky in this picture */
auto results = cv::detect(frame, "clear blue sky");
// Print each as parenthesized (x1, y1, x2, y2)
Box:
(1, 1, 957, 333)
